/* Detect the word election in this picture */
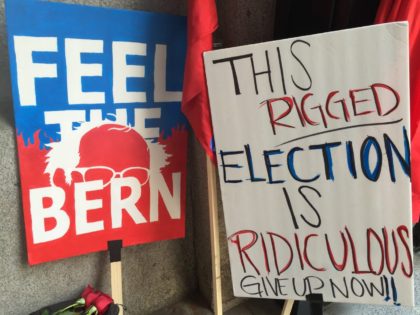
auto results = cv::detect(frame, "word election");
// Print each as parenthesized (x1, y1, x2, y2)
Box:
(219, 127, 410, 184)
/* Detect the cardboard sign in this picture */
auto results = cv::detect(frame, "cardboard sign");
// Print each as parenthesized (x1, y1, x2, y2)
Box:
(204, 23, 414, 306)
(6, 0, 188, 265)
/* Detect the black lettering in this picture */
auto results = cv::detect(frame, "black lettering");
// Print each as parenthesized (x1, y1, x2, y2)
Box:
(298, 185, 322, 228)
(250, 50, 274, 94)
(220, 150, 244, 183)
(212, 54, 252, 95)
(290, 40, 312, 91)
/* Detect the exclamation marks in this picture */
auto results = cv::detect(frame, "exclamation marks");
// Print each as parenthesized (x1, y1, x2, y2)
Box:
(383, 275, 390, 301)
(383, 275, 400, 306)
(390, 277, 401, 306)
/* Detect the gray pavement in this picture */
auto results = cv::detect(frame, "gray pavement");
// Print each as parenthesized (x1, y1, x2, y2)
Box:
(153, 252, 420, 315)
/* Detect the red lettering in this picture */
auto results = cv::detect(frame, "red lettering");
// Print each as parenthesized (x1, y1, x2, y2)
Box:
(259, 83, 400, 132)
(382, 227, 399, 274)
(262, 97, 295, 132)
(260, 232, 270, 273)
(325, 90, 350, 122)
(367, 228, 384, 275)
(296, 93, 316, 126)
(397, 225, 413, 277)
(229, 230, 260, 275)
(349, 88, 374, 116)
(268, 232, 293, 275)
(303, 234, 325, 271)
(309, 105, 328, 128)
(345, 226, 372, 274)
(294, 233, 305, 270)
(371, 83, 400, 116)
(325, 232, 348, 271)
(292, 96, 306, 127)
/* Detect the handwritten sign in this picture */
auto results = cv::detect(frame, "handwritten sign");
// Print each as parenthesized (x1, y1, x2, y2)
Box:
(204, 23, 414, 305)
(6, 0, 187, 264)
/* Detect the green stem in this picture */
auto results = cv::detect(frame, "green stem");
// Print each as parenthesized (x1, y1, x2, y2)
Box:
(85, 305, 98, 315)
(52, 298, 86, 315)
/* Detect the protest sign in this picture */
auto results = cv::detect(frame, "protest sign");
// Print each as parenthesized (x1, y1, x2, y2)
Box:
(204, 23, 414, 306)
(6, 0, 187, 265)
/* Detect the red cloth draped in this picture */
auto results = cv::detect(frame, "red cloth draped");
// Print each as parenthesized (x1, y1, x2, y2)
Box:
(182, 0, 218, 162)
(376, 0, 420, 222)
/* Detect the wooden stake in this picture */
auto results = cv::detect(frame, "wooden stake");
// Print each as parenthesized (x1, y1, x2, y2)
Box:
(111, 261, 123, 306)
(108, 240, 124, 315)
(280, 299, 294, 315)
(206, 156, 223, 315)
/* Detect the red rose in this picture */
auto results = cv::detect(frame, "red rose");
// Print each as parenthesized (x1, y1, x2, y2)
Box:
(84, 290, 102, 307)
(81, 285, 94, 301)
(80, 285, 114, 314)
(93, 292, 114, 315)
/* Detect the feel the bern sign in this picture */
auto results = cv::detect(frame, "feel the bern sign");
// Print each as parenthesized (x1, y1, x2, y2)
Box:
(204, 23, 414, 306)
(6, 0, 187, 264)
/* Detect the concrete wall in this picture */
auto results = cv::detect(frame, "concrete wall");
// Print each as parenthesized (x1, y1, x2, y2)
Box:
(191, 0, 277, 310)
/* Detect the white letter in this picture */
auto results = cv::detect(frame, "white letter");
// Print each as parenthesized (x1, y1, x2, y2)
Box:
(74, 180, 104, 235)
(30, 186, 69, 244)
(90, 108, 128, 125)
(13, 36, 57, 106)
(65, 38, 105, 104)
(44, 110, 86, 142)
(133, 108, 161, 139)
(111, 177, 146, 228)
(154, 44, 182, 102)
(150, 172, 181, 222)
(113, 41, 147, 103)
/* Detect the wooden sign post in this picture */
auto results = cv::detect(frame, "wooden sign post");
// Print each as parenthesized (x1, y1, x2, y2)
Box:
(280, 299, 294, 315)
(109, 240, 124, 314)
(207, 157, 223, 314)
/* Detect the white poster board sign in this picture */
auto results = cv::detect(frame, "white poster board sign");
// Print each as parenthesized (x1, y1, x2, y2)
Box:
(204, 23, 414, 306)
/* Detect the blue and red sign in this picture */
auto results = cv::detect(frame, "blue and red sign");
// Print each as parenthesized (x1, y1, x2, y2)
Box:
(6, 0, 188, 264)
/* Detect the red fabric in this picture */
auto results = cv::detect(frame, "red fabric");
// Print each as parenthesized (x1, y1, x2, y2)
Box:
(376, 0, 420, 222)
(375, 0, 394, 22)
(182, 0, 218, 162)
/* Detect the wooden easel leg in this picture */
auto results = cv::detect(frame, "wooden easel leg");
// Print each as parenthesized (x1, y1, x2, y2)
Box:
(206, 156, 223, 315)
(281, 299, 295, 315)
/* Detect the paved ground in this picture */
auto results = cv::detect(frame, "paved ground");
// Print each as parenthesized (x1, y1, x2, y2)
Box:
(152, 298, 282, 315)
(153, 253, 420, 315)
